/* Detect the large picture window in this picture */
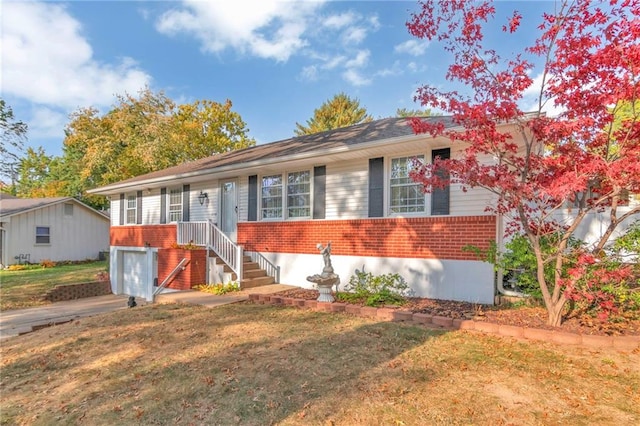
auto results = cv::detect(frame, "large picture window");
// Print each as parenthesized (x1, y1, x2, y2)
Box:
(126, 194, 137, 224)
(390, 155, 425, 214)
(168, 188, 183, 222)
(287, 171, 311, 218)
(35, 226, 50, 244)
(261, 175, 283, 219)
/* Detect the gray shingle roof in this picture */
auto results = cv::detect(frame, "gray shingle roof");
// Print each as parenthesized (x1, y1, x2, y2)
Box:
(89, 116, 455, 193)
(0, 197, 71, 218)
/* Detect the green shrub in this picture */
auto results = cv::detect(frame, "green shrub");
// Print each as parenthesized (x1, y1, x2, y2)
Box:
(336, 266, 410, 307)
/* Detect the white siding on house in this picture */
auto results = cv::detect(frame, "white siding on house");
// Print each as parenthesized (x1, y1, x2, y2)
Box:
(5, 202, 110, 264)
(111, 197, 121, 226)
(325, 160, 369, 219)
(190, 182, 219, 223)
(142, 191, 161, 224)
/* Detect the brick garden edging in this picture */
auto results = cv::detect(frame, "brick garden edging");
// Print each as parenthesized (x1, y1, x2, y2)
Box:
(43, 281, 112, 302)
(249, 294, 640, 352)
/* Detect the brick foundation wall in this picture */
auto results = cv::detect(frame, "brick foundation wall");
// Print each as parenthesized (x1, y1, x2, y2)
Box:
(157, 248, 206, 290)
(111, 225, 177, 248)
(238, 216, 496, 261)
(44, 281, 112, 302)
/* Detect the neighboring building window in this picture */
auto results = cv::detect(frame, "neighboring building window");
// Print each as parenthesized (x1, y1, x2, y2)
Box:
(287, 171, 311, 218)
(168, 188, 183, 222)
(261, 175, 283, 219)
(64, 203, 73, 217)
(390, 155, 425, 214)
(36, 226, 50, 244)
(126, 194, 137, 224)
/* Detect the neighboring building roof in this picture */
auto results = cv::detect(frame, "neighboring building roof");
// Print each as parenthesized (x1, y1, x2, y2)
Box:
(89, 116, 457, 194)
(0, 193, 20, 200)
(0, 197, 110, 220)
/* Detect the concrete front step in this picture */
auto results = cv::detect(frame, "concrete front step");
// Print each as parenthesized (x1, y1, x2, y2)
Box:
(241, 276, 275, 289)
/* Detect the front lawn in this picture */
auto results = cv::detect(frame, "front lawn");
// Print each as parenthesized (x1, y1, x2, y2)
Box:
(1, 302, 638, 425)
(0, 261, 108, 311)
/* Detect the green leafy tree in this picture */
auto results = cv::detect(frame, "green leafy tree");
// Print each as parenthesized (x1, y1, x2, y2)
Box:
(60, 88, 255, 208)
(395, 107, 438, 117)
(14, 147, 59, 198)
(0, 99, 28, 189)
(294, 93, 373, 136)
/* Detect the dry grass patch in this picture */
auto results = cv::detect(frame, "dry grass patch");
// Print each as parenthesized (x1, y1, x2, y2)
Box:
(1, 302, 639, 425)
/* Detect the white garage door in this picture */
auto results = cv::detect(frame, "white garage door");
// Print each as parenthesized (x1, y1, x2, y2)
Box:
(123, 251, 147, 298)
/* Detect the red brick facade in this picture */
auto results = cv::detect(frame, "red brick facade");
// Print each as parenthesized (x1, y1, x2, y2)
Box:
(237, 216, 496, 261)
(157, 248, 206, 290)
(110, 225, 177, 248)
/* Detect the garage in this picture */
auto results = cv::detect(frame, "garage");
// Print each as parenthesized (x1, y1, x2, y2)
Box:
(122, 251, 148, 298)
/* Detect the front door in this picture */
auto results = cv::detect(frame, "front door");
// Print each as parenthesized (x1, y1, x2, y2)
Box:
(219, 179, 238, 242)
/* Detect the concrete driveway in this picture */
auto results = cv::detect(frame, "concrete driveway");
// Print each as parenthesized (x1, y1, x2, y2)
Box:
(0, 284, 296, 340)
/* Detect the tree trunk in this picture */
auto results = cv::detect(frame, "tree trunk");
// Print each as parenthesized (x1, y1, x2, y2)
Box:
(546, 299, 565, 327)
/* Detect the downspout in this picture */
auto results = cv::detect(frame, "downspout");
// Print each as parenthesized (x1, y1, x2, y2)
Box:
(495, 212, 528, 298)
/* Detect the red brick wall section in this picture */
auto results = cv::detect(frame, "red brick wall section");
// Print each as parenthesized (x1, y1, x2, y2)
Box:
(111, 225, 177, 248)
(43, 281, 112, 302)
(238, 216, 496, 261)
(157, 248, 206, 290)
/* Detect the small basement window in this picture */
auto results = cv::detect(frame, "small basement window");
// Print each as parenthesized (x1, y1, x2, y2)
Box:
(36, 226, 50, 244)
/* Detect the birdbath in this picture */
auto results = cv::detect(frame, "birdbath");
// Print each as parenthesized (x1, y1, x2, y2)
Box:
(306, 242, 340, 303)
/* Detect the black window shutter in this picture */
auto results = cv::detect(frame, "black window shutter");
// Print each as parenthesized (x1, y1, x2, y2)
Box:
(119, 193, 125, 225)
(248, 175, 258, 221)
(136, 191, 143, 224)
(160, 187, 167, 224)
(313, 166, 326, 219)
(368, 157, 384, 217)
(182, 184, 190, 222)
(431, 148, 450, 215)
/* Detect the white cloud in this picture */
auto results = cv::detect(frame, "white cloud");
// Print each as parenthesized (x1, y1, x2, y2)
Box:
(300, 65, 319, 82)
(156, 0, 324, 62)
(394, 39, 430, 57)
(342, 27, 367, 45)
(1, 2, 151, 111)
(376, 61, 403, 78)
(521, 72, 565, 117)
(342, 69, 371, 87)
(345, 50, 370, 68)
(323, 12, 357, 29)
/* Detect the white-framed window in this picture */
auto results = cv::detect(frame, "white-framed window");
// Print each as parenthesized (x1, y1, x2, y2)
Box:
(261, 175, 283, 219)
(168, 188, 183, 222)
(287, 170, 311, 218)
(389, 155, 426, 214)
(35, 226, 50, 244)
(126, 194, 137, 224)
(260, 170, 312, 219)
(64, 203, 73, 217)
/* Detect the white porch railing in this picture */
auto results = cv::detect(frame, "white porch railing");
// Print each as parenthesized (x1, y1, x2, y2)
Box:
(246, 251, 280, 284)
(176, 221, 209, 246)
(177, 220, 243, 284)
(177, 220, 281, 285)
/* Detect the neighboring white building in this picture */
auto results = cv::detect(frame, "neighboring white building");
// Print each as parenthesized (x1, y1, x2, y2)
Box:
(0, 194, 110, 267)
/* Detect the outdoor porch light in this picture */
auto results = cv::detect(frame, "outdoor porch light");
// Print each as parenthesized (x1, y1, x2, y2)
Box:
(198, 190, 209, 205)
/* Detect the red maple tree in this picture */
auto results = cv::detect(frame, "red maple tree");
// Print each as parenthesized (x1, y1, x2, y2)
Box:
(407, 0, 640, 326)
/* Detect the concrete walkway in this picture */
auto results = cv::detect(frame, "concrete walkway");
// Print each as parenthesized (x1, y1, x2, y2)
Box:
(0, 284, 296, 340)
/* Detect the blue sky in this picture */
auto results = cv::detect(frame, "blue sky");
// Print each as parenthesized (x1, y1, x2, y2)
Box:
(1, 1, 555, 158)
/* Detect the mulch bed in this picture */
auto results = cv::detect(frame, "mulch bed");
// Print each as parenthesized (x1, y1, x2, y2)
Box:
(275, 289, 640, 336)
